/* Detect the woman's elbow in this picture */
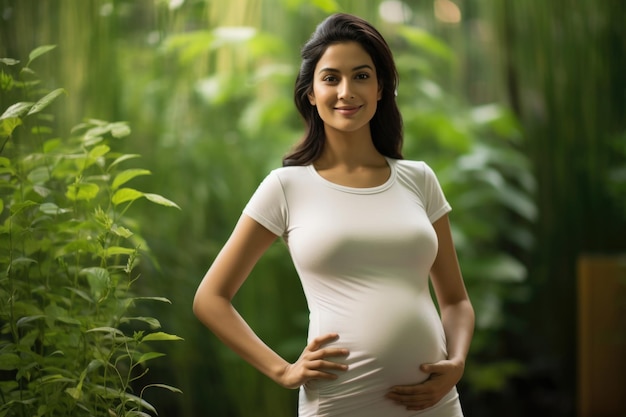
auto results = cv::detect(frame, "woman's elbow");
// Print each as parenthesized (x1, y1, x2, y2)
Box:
(192, 290, 204, 320)
(192, 284, 212, 322)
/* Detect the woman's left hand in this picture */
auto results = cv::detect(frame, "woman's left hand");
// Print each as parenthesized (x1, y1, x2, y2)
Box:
(385, 358, 464, 411)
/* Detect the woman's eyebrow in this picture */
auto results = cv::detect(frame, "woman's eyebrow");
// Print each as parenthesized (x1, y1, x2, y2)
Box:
(318, 64, 374, 74)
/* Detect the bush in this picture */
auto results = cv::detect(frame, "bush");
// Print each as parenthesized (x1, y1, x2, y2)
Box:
(0, 46, 182, 417)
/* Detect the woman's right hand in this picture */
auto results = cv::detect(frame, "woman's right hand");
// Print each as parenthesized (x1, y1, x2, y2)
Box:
(278, 333, 349, 389)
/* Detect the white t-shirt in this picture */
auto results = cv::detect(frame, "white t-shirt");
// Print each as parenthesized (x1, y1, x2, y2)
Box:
(243, 158, 463, 417)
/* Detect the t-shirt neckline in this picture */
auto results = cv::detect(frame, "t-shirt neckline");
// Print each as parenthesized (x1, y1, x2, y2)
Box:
(307, 157, 396, 194)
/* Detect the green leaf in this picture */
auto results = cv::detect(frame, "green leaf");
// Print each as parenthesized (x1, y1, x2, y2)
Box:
(1, 102, 34, 119)
(101, 246, 136, 257)
(110, 122, 131, 138)
(134, 296, 172, 304)
(0, 353, 21, 370)
(43, 138, 61, 153)
(10, 257, 37, 269)
(9, 200, 37, 214)
(27, 45, 57, 65)
(144, 193, 181, 209)
(112, 169, 151, 190)
(111, 224, 133, 238)
(136, 352, 166, 365)
(88, 144, 110, 159)
(112, 187, 144, 205)
(66, 182, 99, 201)
(65, 387, 82, 400)
(27, 88, 66, 115)
(16, 315, 45, 327)
(0, 58, 20, 65)
(57, 316, 82, 325)
(65, 287, 93, 303)
(143, 383, 183, 394)
(27, 167, 50, 184)
(109, 153, 141, 170)
(38, 374, 73, 384)
(0, 117, 22, 137)
(126, 412, 153, 417)
(141, 332, 184, 342)
(18, 329, 39, 348)
(123, 316, 161, 329)
(122, 393, 157, 414)
(39, 202, 71, 215)
(87, 327, 125, 337)
(81, 267, 110, 301)
(44, 304, 81, 326)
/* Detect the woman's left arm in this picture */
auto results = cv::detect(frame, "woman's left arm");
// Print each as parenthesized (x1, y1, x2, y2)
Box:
(430, 213, 475, 368)
(387, 213, 474, 411)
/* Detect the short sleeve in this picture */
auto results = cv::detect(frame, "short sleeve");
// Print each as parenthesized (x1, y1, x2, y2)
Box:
(422, 163, 451, 223)
(242, 171, 288, 236)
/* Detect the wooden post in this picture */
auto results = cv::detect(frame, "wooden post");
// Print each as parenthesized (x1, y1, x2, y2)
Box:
(577, 255, 626, 417)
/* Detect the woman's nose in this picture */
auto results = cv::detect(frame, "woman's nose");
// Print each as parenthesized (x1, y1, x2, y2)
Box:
(338, 80, 354, 100)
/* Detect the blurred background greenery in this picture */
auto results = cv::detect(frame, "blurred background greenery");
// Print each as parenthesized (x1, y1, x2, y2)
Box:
(1, 0, 624, 416)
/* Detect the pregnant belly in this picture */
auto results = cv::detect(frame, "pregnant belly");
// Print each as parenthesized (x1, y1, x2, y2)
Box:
(307, 290, 448, 394)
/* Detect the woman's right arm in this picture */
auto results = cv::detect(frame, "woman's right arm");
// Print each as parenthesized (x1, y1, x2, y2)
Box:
(193, 214, 348, 389)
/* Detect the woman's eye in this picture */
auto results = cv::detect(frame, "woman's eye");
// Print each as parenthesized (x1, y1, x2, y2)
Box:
(356, 73, 370, 80)
(323, 76, 338, 82)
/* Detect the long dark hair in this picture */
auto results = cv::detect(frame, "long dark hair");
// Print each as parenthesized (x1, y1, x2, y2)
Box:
(283, 13, 403, 167)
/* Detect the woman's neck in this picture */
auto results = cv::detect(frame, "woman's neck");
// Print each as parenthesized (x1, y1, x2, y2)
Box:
(317, 126, 384, 169)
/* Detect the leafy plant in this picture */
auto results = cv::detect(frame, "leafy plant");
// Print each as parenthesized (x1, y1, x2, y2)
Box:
(0, 46, 182, 417)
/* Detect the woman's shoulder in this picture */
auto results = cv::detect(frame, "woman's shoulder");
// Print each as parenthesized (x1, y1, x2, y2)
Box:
(260, 165, 312, 191)
(391, 158, 442, 191)
(269, 164, 310, 180)
(391, 158, 428, 179)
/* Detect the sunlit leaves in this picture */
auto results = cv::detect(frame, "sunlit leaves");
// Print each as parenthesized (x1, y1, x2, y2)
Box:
(142, 332, 184, 342)
(0, 116, 21, 137)
(26, 44, 57, 66)
(0, 47, 180, 417)
(112, 187, 143, 205)
(112, 187, 181, 209)
(0, 58, 20, 66)
(112, 169, 151, 190)
(39, 202, 71, 215)
(27, 88, 66, 115)
(66, 182, 99, 201)
(1, 102, 34, 119)
(144, 193, 181, 209)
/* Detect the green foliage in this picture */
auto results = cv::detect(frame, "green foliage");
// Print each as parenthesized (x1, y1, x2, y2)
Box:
(0, 47, 181, 417)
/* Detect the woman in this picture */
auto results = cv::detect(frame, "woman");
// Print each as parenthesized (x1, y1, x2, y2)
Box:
(193, 13, 475, 416)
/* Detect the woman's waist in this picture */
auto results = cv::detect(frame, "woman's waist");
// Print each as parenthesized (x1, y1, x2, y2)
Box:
(303, 345, 447, 396)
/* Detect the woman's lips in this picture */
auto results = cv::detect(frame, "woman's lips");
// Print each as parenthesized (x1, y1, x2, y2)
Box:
(334, 105, 362, 116)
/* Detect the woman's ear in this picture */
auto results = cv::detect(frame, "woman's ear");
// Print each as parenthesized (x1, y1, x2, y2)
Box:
(377, 83, 383, 101)
(308, 91, 316, 106)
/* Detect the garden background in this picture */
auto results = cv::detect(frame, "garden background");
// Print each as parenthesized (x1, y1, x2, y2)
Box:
(1, 0, 625, 416)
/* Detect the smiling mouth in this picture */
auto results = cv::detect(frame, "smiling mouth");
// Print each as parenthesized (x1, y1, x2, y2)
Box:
(334, 105, 362, 114)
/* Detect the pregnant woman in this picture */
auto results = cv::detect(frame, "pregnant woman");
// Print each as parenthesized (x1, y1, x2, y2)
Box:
(193, 13, 475, 416)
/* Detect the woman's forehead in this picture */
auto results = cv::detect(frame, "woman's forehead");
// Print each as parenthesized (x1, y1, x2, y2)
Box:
(315, 42, 375, 72)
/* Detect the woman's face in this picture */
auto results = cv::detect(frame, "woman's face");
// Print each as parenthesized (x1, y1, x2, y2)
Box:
(308, 41, 382, 137)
